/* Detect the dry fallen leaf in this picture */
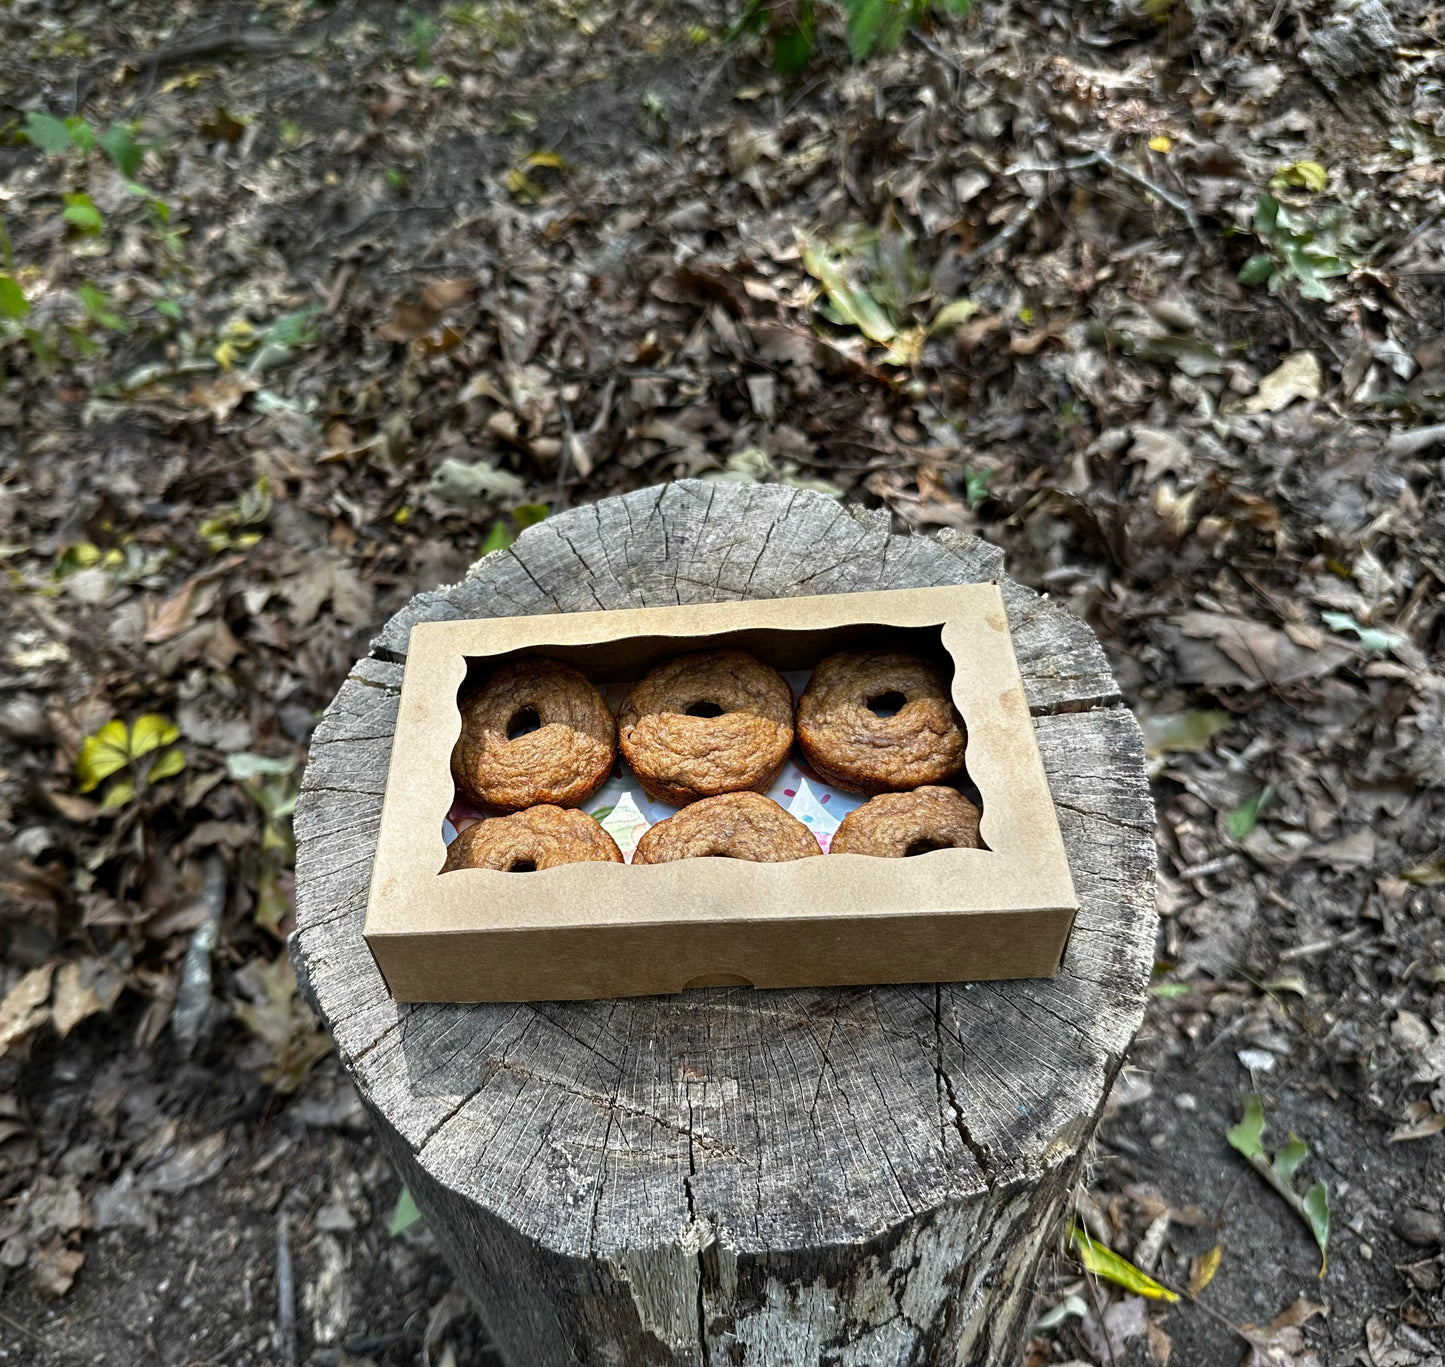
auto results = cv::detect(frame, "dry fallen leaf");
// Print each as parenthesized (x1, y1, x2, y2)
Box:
(1240, 351, 1324, 413)
(0, 964, 55, 1060)
(33, 1241, 84, 1300)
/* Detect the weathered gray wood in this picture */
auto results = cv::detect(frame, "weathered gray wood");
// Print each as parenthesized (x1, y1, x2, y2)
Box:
(291, 481, 1156, 1367)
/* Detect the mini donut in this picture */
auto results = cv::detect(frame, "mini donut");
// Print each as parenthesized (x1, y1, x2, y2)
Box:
(618, 650, 794, 807)
(451, 657, 616, 813)
(796, 650, 966, 795)
(829, 786, 983, 857)
(442, 805, 623, 872)
(631, 792, 822, 864)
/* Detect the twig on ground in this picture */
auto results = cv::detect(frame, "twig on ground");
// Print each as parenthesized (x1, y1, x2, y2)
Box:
(959, 195, 1046, 271)
(277, 1212, 297, 1367)
(126, 27, 304, 72)
(1385, 422, 1445, 457)
(555, 387, 578, 512)
(1002, 149, 1205, 243)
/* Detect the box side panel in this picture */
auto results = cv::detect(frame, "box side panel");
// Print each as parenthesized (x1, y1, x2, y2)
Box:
(367, 905, 1077, 1003)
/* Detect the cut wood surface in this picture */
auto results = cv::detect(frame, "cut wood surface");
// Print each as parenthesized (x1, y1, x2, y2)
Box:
(290, 481, 1157, 1367)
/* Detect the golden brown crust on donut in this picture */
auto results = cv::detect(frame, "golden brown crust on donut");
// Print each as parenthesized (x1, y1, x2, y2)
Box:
(441, 805, 623, 871)
(631, 792, 822, 864)
(829, 786, 983, 857)
(451, 657, 616, 813)
(618, 650, 794, 807)
(796, 650, 966, 796)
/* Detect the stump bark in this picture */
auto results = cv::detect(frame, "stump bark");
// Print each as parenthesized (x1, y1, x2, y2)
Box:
(290, 481, 1156, 1367)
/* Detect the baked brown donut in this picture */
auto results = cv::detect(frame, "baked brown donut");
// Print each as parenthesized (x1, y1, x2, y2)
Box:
(618, 650, 794, 807)
(451, 657, 616, 813)
(632, 792, 822, 864)
(442, 805, 623, 872)
(796, 650, 966, 795)
(829, 786, 983, 857)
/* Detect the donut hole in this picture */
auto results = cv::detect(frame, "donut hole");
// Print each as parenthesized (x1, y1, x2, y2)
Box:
(865, 691, 908, 718)
(903, 838, 951, 857)
(507, 859, 538, 873)
(506, 706, 542, 740)
(685, 700, 726, 718)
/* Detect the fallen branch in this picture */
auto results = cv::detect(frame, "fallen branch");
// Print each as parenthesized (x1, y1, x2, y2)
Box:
(1385, 422, 1445, 457)
(1002, 149, 1205, 242)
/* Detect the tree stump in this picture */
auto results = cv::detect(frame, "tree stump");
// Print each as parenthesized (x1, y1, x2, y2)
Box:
(291, 481, 1156, 1367)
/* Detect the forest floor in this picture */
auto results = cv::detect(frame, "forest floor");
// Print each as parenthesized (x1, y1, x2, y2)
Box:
(1, 0, 1444, 1363)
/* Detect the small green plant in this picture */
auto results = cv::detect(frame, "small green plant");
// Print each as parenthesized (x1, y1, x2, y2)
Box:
(1227, 1095, 1329, 1276)
(6, 111, 184, 365)
(1237, 193, 1355, 302)
(481, 502, 549, 554)
(227, 752, 300, 938)
(733, 0, 971, 71)
(199, 476, 273, 553)
(405, 10, 441, 68)
(76, 714, 186, 811)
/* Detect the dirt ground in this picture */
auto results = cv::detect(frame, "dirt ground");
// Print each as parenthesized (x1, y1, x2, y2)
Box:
(1, 0, 1443, 1363)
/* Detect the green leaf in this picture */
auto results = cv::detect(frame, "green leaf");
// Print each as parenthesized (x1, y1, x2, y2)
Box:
(63, 193, 104, 234)
(1225, 783, 1273, 840)
(147, 747, 186, 782)
(389, 1188, 422, 1236)
(99, 123, 145, 178)
(128, 715, 179, 759)
(1253, 194, 1281, 235)
(481, 520, 516, 554)
(0, 274, 30, 321)
(1226, 1094, 1268, 1161)
(23, 112, 73, 155)
(1069, 1225, 1180, 1302)
(1269, 160, 1328, 194)
(1238, 254, 1275, 286)
(797, 231, 896, 345)
(1321, 610, 1402, 653)
(772, 24, 815, 72)
(589, 804, 615, 822)
(99, 778, 136, 810)
(928, 298, 980, 335)
(227, 752, 299, 781)
(80, 284, 128, 331)
(1140, 709, 1232, 758)
(63, 117, 96, 153)
(513, 503, 549, 530)
(1272, 1134, 1309, 1184)
(156, 299, 184, 321)
(77, 721, 132, 792)
(845, 0, 889, 59)
(962, 465, 993, 510)
(1302, 1181, 1330, 1272)
(1151, 981, 1191, 999)
(1227, 1095, 1329, 1276)
(263, 307, 319, 349)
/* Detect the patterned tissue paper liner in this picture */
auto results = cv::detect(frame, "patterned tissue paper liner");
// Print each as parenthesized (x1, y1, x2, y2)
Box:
(443, 671, 866, 861)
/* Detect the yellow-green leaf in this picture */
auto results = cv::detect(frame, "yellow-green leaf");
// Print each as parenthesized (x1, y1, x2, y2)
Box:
(797, 230, 896, 345)
(99, 777, 135, 810)
(1270, 160, 1328, 193)
(1069, 1224, 1180, 1302)
(77, 721, 130, 792)
(389, 1188, 422, 1236)
(928, 298, 980, 335)
(1188, 1243, 1224, 1295)
(523, 150, 568, 171)
(147, 747, 186, 782)
(129, 713, 179, 759)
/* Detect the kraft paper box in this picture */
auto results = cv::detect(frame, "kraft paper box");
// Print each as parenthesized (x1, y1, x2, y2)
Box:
(363, 584, 1078, 1002)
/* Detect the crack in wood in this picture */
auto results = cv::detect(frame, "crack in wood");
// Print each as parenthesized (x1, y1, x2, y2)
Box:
(935, 986, 997, 1189)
